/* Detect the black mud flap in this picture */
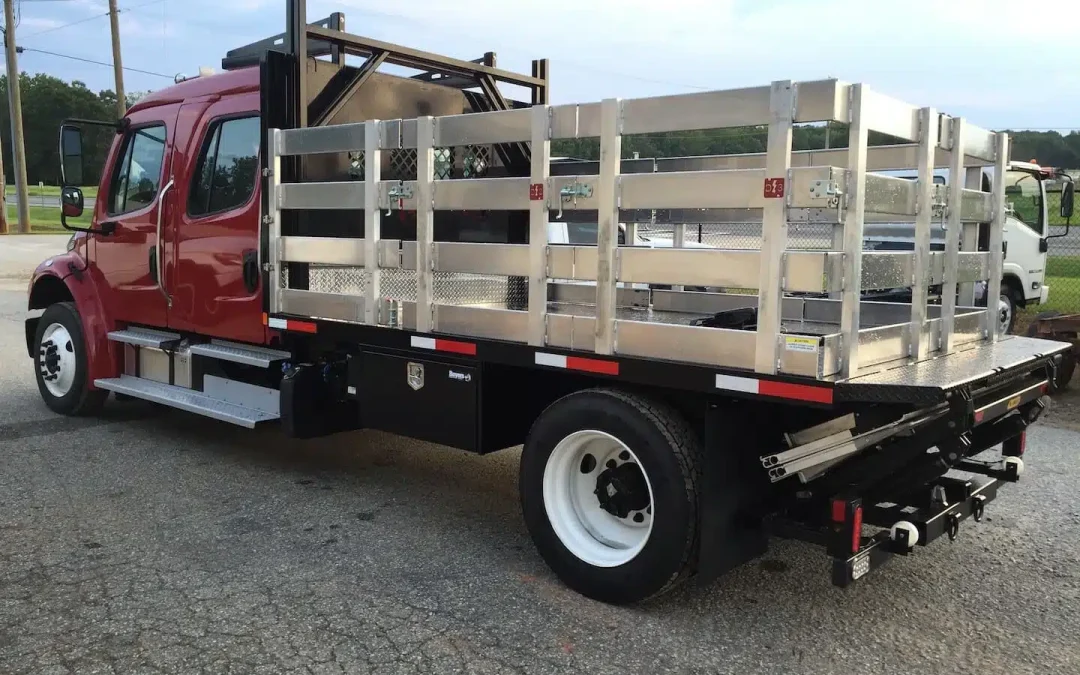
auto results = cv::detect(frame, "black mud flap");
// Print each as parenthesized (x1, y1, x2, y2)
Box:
(25, 316, 41, 358)
(695, 402, 769, 586)
(280, 361, 358, 439)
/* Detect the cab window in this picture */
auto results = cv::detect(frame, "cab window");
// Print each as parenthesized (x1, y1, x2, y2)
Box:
(107, 125, 167, 215)
(1004, 170, 1043, 235)
(188, 116, 260, 217)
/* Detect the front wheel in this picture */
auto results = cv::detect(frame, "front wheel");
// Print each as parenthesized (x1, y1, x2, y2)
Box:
(520, 389, 702, 604)
(998, 289, 1019, 335)
(33, 302, 106, 416)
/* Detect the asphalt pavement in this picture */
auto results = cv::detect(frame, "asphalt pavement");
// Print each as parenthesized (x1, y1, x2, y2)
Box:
(1, 254, 1079, 673)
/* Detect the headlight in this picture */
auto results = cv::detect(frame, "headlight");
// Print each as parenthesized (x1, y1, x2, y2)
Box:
(66, 234, 77, 252)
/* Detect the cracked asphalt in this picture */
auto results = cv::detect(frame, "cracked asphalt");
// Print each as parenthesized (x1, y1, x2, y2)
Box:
(1, 278, 1080, 673)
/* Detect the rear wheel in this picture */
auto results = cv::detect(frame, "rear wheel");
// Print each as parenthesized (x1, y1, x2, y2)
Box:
(520, 388, 701, 604)
(33, 302, 106, 416)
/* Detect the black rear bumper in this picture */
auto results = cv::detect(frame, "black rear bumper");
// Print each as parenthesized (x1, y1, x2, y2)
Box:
(831, 476, 1002, 587)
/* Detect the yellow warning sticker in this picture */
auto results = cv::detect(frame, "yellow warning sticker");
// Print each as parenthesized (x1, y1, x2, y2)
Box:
(785, 336, 819, 353)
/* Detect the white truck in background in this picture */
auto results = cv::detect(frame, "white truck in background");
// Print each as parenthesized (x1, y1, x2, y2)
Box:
(864, 161, 1065, 333)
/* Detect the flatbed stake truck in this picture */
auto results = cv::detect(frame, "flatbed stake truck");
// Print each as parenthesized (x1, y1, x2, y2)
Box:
(27, 2, 1073, 603)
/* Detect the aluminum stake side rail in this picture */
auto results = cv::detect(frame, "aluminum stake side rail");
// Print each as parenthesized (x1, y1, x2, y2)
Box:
(35, 4, 1071, 604)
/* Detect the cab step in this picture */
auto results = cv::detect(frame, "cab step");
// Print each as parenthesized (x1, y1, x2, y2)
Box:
(94, 375, 279, 428)
(189, 339, 291, 368)
(107, 327, 181, 349)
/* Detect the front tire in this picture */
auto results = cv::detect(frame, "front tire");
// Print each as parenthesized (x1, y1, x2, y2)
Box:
(999, 287, 1020, 335)
(520, 388, 701, 604)
(33, 302, 106, 416)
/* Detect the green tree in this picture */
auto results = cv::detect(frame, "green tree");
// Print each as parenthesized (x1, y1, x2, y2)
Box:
(0, 74, 117, 186)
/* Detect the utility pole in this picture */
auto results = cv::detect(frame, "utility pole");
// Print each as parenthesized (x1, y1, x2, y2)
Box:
(108, 0, 125, 117)
(3, 0, 29, 234)
(0, 111, 6, 234)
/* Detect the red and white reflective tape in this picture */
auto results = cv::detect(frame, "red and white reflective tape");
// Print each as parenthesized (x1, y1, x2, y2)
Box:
(535, 352, 619, 376)
(410, 335, 477, 356)
(266, 316, 317, 334)
(715, 373, 833, 404)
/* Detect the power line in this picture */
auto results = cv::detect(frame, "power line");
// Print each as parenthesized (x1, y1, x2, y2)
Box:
(19, 45, 173, 78)
(19, 9, 106, 37)
(19, 0, 164, 39)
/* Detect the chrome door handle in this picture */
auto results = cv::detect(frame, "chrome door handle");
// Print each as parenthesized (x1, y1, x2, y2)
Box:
(155, 179, 175, 307)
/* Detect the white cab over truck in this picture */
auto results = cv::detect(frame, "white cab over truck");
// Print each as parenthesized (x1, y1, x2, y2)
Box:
(864, 161, 1063, 333)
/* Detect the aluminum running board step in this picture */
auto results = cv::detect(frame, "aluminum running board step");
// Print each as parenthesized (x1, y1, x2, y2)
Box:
(94, 375, 279, 428)
(107, 327, 181, 349)
(189, 339, 292, 368)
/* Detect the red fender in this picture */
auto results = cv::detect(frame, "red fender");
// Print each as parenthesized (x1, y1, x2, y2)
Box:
(27, 250, 118, 389)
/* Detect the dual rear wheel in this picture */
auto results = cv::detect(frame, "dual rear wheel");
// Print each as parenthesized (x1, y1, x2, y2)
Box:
(520, 389, 703, 604)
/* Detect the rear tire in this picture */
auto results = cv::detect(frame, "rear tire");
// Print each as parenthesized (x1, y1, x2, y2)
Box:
(520, 388, 702, 604)
(33, 302, 106, 416)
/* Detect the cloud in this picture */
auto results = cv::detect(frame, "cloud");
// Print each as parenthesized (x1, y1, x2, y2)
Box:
(18, 17, 66, 31)
(118, 12, 178, 40)
(224, 0, 275, 11)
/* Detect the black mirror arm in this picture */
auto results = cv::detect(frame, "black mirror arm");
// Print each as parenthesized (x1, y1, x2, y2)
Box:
(59, 213, 117, 237)
(1044, 173, 1073, 241)
(60, 117, 127, 133)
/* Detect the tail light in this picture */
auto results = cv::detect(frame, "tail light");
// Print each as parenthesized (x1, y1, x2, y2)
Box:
(1003, 430, 1026, 457)
(831, 498, 864, 554)
(850, 505, 863, 553)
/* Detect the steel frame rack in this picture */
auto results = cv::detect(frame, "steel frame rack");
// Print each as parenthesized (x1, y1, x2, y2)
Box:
(264, 93, 1008, 382)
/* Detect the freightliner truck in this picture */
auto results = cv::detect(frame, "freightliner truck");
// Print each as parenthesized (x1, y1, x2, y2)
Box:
(28, 2, 1074, 603)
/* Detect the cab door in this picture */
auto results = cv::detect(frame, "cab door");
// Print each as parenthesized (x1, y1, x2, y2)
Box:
(93, 105, 179, 328)
(165, 94, 264, 343)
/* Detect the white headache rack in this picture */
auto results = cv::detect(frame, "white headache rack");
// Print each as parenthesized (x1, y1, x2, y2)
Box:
(266, 79, 1008, 382)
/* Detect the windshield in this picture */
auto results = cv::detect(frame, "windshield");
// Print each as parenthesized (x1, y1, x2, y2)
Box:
(565, 222, 627, 245)
(1004, 170, 1043, 235)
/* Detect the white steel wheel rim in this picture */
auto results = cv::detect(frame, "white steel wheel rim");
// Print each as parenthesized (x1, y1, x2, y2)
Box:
(542, 430, 655, 568)
(39, 322, 77, 398)
(999, 295, 1013, 334)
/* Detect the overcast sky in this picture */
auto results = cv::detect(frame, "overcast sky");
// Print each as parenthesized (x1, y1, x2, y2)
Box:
(14, 0, 1080, 131)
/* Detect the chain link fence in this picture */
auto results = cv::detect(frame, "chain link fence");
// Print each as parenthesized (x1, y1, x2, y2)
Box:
(1029, 187, 1079, 321)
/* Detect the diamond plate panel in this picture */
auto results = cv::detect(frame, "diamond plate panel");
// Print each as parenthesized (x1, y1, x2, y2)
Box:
(308, 265, 367, 295)
(434, 272, 508, 306)
(381, 270, 417, 301)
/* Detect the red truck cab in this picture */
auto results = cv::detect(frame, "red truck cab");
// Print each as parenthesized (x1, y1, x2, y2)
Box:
(27, 67, 267, 413)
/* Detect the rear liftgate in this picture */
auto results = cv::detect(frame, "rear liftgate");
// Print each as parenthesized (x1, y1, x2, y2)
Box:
(773, 373, 1050, 587)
